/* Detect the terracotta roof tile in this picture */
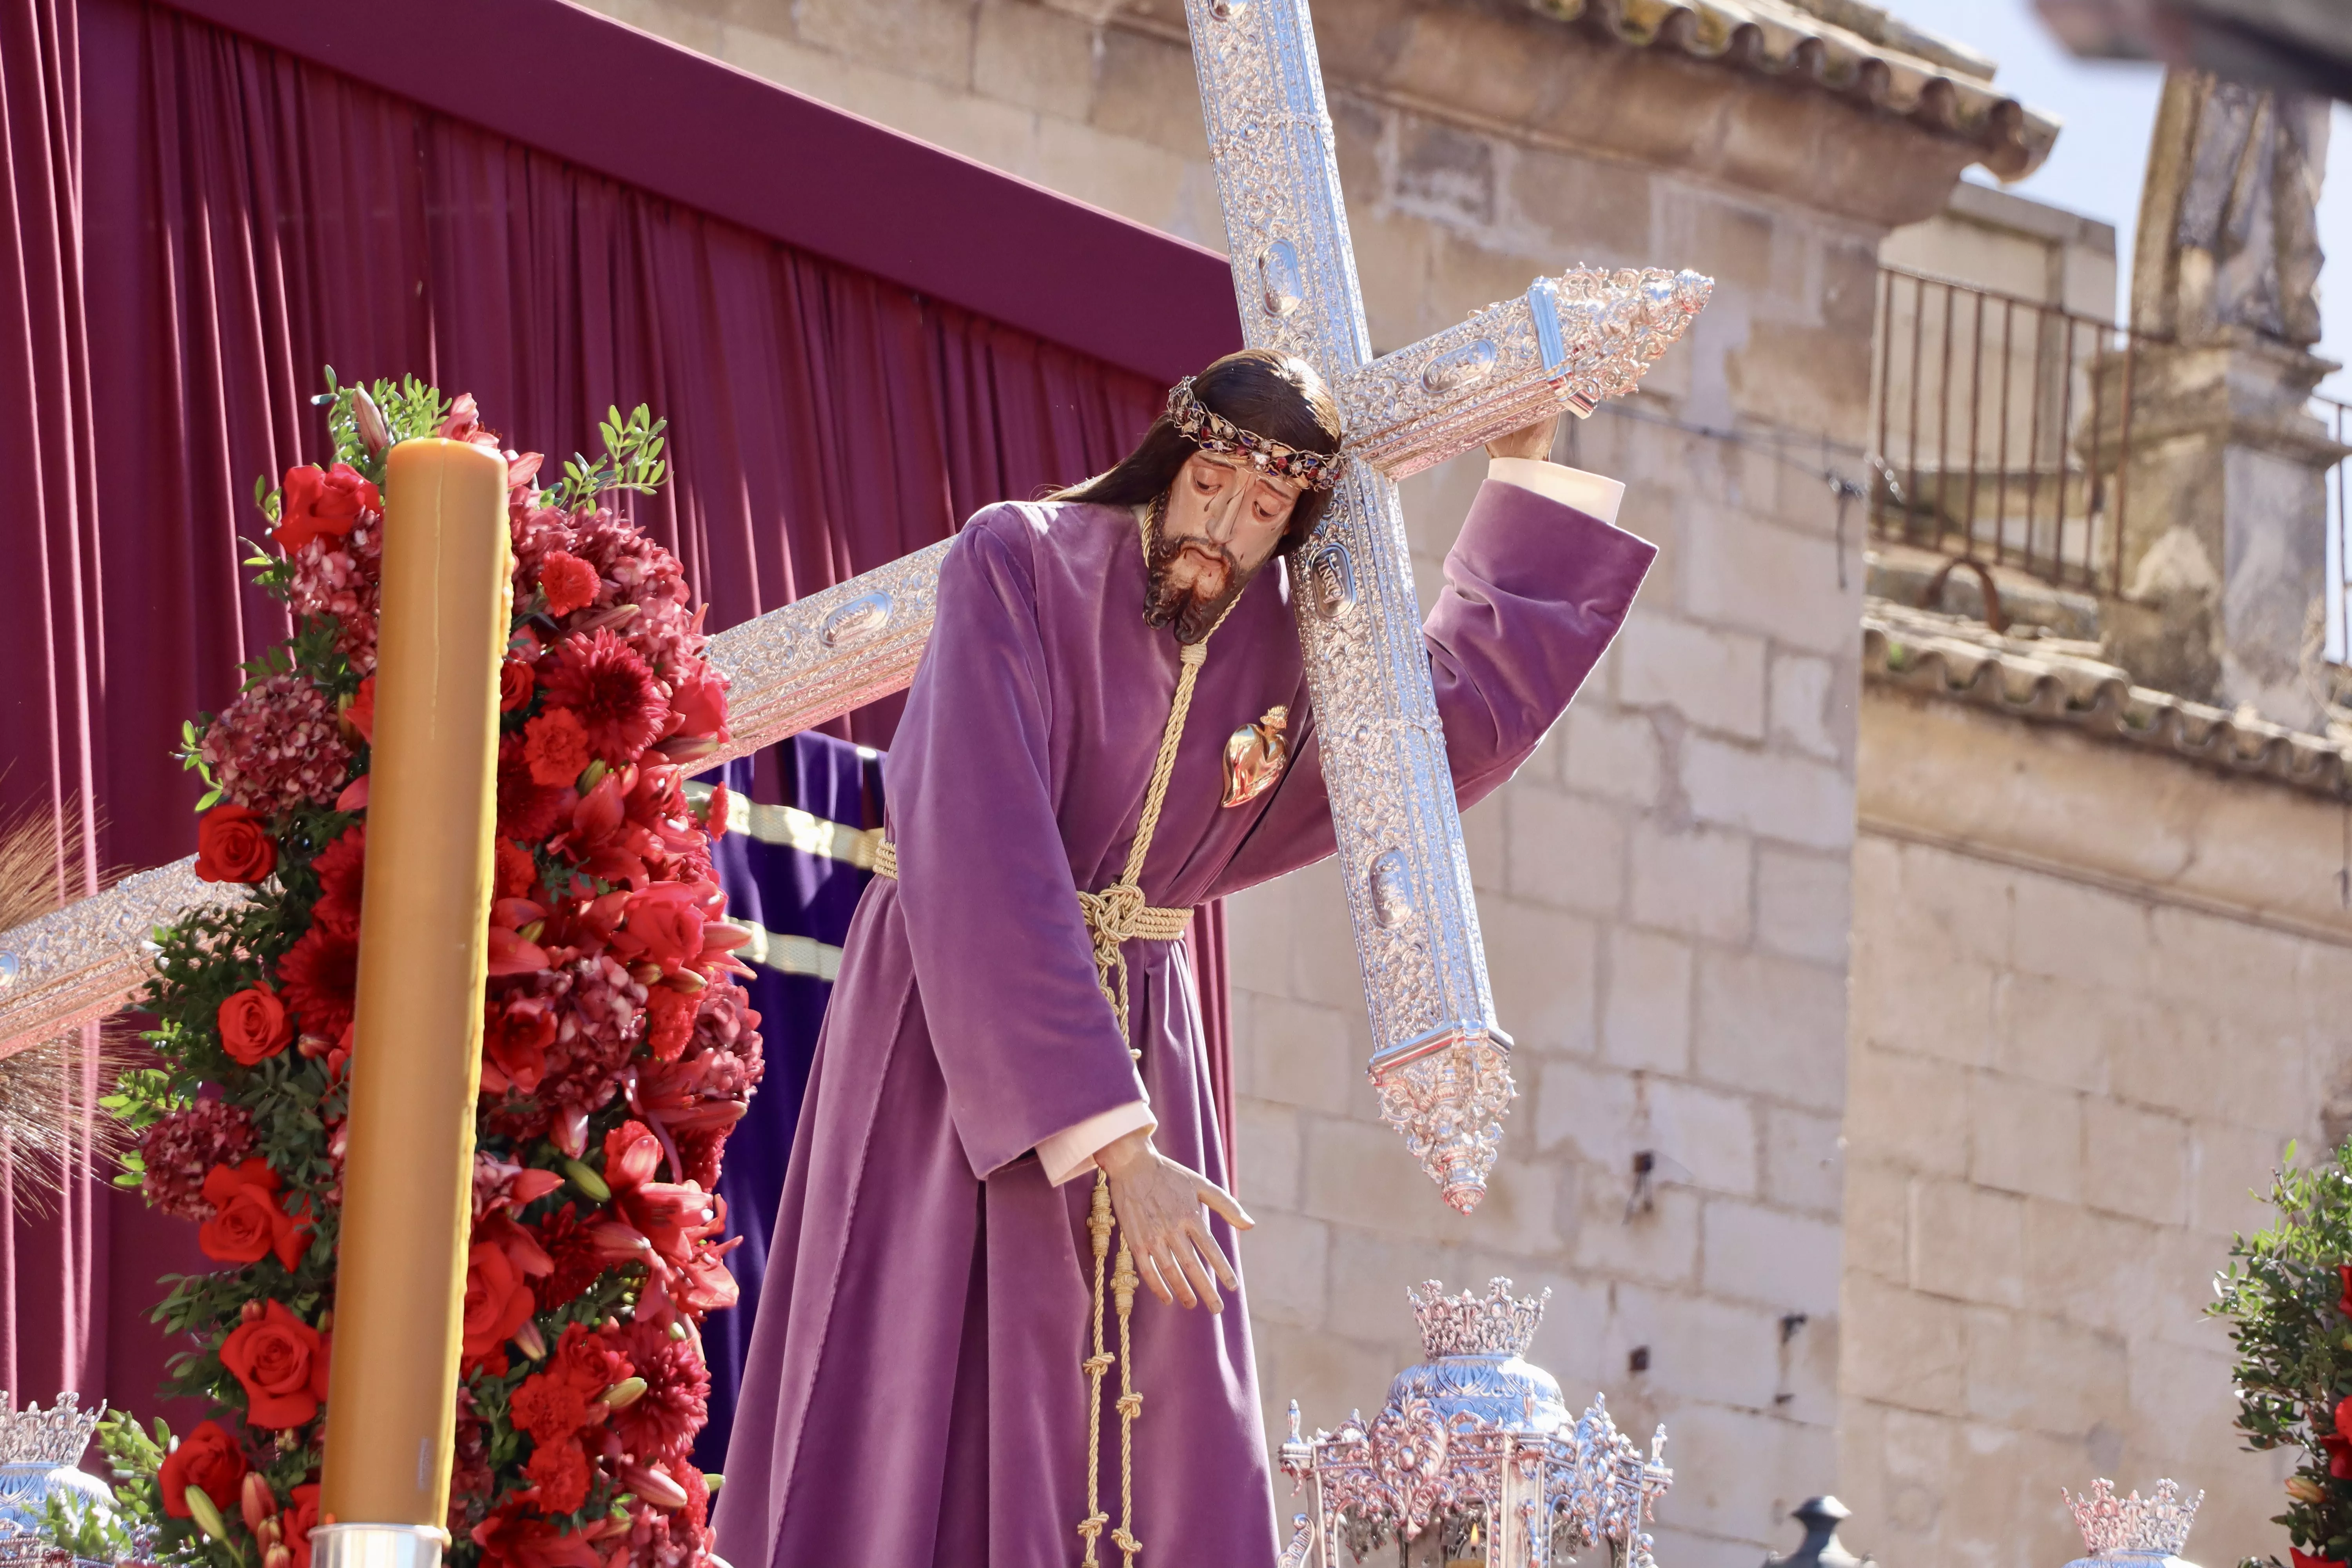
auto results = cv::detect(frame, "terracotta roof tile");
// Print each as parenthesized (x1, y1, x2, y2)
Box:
(1527, 0, 2060, 176)
(1864, 599, 2352, 795)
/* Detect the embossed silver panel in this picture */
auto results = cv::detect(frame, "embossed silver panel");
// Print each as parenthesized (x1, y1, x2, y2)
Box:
(0, 859, 244, 1059)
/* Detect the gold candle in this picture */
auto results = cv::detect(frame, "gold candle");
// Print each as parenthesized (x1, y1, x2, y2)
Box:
(319, 439, 510, 1546)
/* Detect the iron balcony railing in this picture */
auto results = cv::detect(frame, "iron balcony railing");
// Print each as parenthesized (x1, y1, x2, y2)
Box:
(1869, 263, 2150, 597)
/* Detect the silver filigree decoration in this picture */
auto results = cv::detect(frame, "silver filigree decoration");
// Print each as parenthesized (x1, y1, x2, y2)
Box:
(1371, 1036, 1515, 1213)
(0, 1395, 101, 1469)
(0, 861, 245, 1060)
(1282, 1280, 1673, 1567)
(2065, 1479, 2203, 1559)
(1410, 1278, 1548, 1359)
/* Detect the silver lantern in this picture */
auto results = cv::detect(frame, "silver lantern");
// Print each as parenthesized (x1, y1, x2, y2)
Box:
(1278, 1279, 1672, 1568)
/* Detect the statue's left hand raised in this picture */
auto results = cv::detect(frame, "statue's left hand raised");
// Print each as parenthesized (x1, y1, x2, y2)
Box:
(1098, 1127, 1255, 1312)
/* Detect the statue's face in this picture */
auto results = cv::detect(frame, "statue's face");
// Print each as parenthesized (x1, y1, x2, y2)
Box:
(1144, 451, 1302, 642)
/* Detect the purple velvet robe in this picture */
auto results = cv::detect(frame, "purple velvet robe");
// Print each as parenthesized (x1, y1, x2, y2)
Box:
(710, 479, 1654, 1567)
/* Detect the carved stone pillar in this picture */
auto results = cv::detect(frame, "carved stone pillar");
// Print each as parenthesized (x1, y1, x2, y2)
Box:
(2098, 68, 2343, 727)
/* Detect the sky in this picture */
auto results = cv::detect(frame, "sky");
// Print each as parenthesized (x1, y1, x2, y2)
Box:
(1890, 0, 2352, 398)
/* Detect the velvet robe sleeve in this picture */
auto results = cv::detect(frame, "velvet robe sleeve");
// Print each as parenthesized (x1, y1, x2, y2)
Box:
(887, 507, 1149, 1180)
(1211, 478, 1655, 897)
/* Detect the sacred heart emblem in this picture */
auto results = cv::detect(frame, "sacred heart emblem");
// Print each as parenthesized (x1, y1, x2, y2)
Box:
(1222, 706, 1290, 808)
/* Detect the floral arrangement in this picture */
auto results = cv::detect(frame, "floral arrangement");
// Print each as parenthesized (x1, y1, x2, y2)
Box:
(101, 377, 762, 1568)
(2212, 1139, 2352, 1568)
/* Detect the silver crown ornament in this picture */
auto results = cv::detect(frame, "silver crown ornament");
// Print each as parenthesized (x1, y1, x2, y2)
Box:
(1279, 1279, 1672, 1568)
(2061, 1479, 2204, 1568)
(0, 1394, 115, 1541)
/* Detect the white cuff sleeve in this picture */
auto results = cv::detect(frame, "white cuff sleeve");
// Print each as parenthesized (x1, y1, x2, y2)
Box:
(1487, 456, 1626, 526)
(1036, 1101, 1158, 1187)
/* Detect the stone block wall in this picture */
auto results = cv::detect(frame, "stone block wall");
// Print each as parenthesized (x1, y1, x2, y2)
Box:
(1846, 688, 2352, 1568)
(569, 2, 1984, 1561)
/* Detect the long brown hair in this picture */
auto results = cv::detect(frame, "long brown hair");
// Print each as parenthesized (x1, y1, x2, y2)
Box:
(1054, 348, 1343, 552)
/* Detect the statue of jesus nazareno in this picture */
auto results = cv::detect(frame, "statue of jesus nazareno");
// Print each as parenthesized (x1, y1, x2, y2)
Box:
(711, 349, 1654, 1567)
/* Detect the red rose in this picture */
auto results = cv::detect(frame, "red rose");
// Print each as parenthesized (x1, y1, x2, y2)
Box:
(285, 1485, 322, 1568)
(157, 1417, 248, 1519)
(273, 462, 379, 554)
(216, 986, 292, 1066)
(483, 996, 557, 1095)
(219, 1299, 329, 1428)
(500, 659, 536, 713)
(646, 987, 696, 1062)
(523, 708, 591, 789)
(345, 676, 376, 746)
(617, 884, 707, 974)
(194, 804, 276, 884)
(538, 551, 600, 618)
(461, 1239, 536, 1372)
(198, 1159, 311, 1270)
(523, 1436, 591, 1513)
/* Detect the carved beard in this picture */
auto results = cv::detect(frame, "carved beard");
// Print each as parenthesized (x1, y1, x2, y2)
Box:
(1143, 514, 1258, 645)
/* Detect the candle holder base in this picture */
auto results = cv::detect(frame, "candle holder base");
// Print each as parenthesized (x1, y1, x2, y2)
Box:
(311, 1524, 451, 1568)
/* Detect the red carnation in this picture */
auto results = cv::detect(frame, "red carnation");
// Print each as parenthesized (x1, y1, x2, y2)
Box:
(274, 462, 379, 554)
(539, 550, 600, 618)
(645, 986, 695, 1062)
(158, 1418, 247, 1519)
(524, 708, 592, 789)
(494, 838, 537, 901)
(523, 1436, 591, 1514)
(278, 921, 359, 1038)
(219, 1299, 330, 1428)
(312, 824, 367, 936)
(610, 1319, 710, 1461)
(216, 986, 292, 1066)
(194, 804, 276, 884)
(540, 630, 665, 766)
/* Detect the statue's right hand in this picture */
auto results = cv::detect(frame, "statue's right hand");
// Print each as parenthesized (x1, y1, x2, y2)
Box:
(1098, 1128, 1254, 1312)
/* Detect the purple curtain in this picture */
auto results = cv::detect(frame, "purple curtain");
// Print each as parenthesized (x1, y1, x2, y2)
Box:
(0, 0, 1236, 1420)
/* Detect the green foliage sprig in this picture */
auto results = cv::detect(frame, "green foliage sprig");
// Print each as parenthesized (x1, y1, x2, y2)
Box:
(2213, 1139, 2352, 1566)
(541, 405, 666, 514)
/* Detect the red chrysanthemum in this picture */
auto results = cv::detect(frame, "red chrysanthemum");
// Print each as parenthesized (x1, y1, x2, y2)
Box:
(276, 922, 360, 1038)
(539, 630, 666, 766)
(311, 825, 367, 936)
(137, 1100, 258, 1221)
(609, 1321, 710, 1462)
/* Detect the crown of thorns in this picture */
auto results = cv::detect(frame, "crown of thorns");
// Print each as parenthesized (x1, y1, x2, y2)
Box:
(1165, 378, 1343, 491)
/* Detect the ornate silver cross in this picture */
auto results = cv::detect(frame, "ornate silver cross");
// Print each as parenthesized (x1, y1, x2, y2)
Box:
(0, 0, 1706, 1214)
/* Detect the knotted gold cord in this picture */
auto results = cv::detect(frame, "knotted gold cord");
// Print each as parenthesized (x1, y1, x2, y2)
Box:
(875, 503, 1233, 1568)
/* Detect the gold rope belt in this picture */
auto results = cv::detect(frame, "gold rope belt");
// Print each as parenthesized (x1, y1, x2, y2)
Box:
(863, 503, 1227, 1568)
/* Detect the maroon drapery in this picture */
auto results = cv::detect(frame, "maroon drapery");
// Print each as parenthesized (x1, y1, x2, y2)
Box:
(2, 0, 1237, 1419)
